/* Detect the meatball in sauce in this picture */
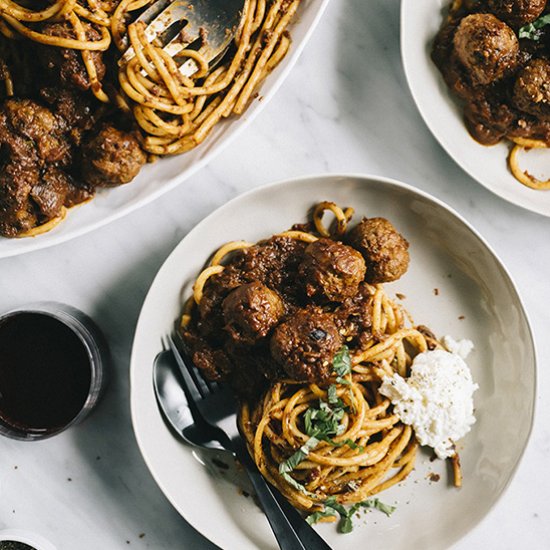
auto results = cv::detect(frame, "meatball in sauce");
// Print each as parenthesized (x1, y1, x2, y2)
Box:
(298, 238, 366, 301)
(182, 214, 413, 400)
(453, 13, 519, 86)
(81, 125, 146, 188)
(223, 282, 285, 345)
(270, 308, 343, 382)
(487, 0, 547, 27)
(347, 217, 410, 284)
(432, 0, 550, 147)
(513, 59, 550, 120)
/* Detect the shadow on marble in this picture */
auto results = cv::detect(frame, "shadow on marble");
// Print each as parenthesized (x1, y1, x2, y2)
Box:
(69, 237, 220, 549)
(334, 0, 482, 193)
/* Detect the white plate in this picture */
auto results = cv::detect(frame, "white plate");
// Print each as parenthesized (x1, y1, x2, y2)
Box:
(0, 0, 329, 259)
(130, 173, 536, 550)
(401, 0, 550, 217)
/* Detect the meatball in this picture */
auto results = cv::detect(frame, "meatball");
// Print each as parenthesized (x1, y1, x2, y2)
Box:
(40, 87, 97, 146)
(487, 0, 547, 27)
(298, 238, 366, 302)
(232, 236, 308, 301)
(513, 59, 550, 120)
(0, 159, 40, 237)
(0, 99, 79, 237)
(222, 282, 285, 345)
(0, 97, 71, 164)
(453, 13, 519, 85)
(347, 217, 409, 284)
(81, 125, 146, 187)
(270, 308, 343, 382)
(37, 22, 106, 91)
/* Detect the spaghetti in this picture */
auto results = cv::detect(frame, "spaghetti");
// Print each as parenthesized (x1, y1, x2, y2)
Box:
(238, 285, 427, 512)
(509, 137, 550, 190)
(181, 202, 465, 522)
(0, 0, 301, 154)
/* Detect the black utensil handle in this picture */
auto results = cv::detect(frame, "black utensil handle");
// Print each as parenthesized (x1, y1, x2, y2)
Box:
(234, 439, 307, 550)
(273, 488, 333, 550)
(234, 439, 332, 550)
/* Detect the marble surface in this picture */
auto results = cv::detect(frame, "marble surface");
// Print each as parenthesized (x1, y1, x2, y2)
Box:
(0, 0, 549, 548)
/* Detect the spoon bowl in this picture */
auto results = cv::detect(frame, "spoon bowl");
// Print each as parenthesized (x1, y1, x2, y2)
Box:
(152, 348, 225, 450)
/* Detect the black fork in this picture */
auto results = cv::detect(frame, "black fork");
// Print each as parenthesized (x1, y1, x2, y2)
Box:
(166, 334, 332, 550)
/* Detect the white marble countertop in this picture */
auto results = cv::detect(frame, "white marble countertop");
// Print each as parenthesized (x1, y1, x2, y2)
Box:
(1, 0, 549, 548)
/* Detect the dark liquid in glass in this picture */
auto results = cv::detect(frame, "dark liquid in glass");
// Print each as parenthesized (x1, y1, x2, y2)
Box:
(0, 313, 91, 435)
(0, 542, 37, 550)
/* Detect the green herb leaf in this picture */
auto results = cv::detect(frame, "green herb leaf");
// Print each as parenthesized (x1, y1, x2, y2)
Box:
(304, 401, 345, 439)
(324, 438, 364, 452)
(518, 13, 550, 41)
(309, 496, 396, 534)
(360, 497, 396, 517)
(333, 346, 352, 378)
(327, 384, 338, 405)
(279, 435, 320, 474)
(342, 438, 364, 451)
(281, 472, 310, 495)
(322, 497, 358, 534)
(306, 509, 336, 525)
(339, 516, 354, 533)
(324, 496, 348, 517)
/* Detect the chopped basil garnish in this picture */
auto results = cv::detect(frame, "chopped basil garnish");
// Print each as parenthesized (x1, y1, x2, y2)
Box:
(304, 401, 345, 439)
(279, 436, 321, 495)
(280, 347, 360, 493)
(327, 383, 338, 405)
(360, 497, 397, 517)
(281, 472, 310, 495)
(333, 345, 352, 383)
(518, 14, 550, 41)
(340, 438, 364, 451)
(279, 435, 320, 474)
(306, 508, 337, 525)
(307, 496, 396, 533)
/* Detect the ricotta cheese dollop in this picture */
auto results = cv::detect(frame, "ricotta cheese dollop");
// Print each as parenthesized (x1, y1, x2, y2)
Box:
(379, 341, 478, 459)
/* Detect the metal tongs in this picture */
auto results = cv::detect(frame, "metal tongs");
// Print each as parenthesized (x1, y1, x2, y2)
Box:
(121, 0, 245, 77)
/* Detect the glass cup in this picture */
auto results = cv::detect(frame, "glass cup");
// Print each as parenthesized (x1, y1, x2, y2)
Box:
(0, 302, 109, 441)
(0, 529, 57, 550)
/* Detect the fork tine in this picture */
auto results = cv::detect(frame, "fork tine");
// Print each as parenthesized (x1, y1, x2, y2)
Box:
(166, 334, 203, 404)
(187, 360, 211, 398)
(120, 0, 201, 64)
(134, 0, 172, 25)
(141, 0, 199, 46)
(169, 333, 212, 398)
